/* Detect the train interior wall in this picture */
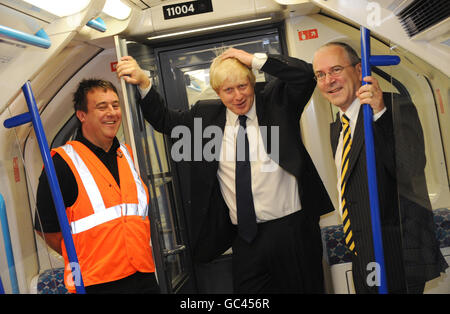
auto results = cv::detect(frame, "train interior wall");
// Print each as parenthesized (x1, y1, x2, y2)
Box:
(0, 10, 448, 293)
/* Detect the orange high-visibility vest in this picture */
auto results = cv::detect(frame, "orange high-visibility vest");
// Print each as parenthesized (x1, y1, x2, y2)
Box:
(52, 141, 155, 292)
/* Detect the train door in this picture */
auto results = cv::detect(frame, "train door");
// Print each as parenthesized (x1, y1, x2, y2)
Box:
(115, 25, 285, 293)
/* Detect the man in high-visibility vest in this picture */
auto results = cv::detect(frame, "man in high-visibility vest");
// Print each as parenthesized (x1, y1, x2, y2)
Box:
(34, 79, 159, 294)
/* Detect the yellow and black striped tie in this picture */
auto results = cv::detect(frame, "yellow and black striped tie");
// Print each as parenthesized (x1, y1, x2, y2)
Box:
(341, 114, 356, 255)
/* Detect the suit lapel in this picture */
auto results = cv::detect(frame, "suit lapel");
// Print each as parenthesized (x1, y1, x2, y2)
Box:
(204, 103, 226, 175)
(330, 112, 341, 157)
(254, 91, 272, 155)
(330, 107, 364, 184)
(343, 106, 364, 183)
(217, 105, 226, 131)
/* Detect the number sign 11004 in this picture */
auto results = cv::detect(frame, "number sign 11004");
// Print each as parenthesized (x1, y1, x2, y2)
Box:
(163, 0, 213, 20)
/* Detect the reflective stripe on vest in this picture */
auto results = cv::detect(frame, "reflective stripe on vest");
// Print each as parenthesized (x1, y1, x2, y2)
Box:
(61, 143, 148, 235)
(119, 143, 148, 218)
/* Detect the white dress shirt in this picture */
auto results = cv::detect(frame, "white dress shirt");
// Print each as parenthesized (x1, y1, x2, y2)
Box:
(335, 98, 386, 217)
(217, 99, 301, 224)
(217, 53, 301, 224)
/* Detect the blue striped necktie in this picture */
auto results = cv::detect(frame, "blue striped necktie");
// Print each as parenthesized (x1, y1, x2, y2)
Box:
(341, 114, 356, 255)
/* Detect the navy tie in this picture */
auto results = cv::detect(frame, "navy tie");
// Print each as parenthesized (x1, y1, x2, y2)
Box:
(235, 115, 257, 243)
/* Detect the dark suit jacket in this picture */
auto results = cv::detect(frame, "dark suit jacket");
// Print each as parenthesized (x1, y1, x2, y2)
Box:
(139, 55, 333, 263)
(330, 93, 447, 292)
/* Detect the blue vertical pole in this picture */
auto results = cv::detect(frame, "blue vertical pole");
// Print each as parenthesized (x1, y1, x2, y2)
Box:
(4, 82, 85, 294)
(360, 27, 399, 294)
(0, 275, 5, 294)
(0, 194, 19, 293)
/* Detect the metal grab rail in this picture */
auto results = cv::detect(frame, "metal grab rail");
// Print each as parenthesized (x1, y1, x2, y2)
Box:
(360, 26, 400, 294)
(3, 82, 86, 294)
(0, 25, 51, 49)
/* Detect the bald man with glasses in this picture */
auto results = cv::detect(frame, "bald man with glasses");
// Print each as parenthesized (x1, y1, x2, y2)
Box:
(313, 42, 447, 294)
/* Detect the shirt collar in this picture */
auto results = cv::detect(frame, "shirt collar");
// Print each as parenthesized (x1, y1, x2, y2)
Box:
(339, 97, 360, 124)
(226, 96, 257, 125)
(75, 128, 120, 155)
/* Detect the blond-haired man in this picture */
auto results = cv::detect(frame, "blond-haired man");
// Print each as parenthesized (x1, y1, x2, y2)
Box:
(117, 48, 332, 293)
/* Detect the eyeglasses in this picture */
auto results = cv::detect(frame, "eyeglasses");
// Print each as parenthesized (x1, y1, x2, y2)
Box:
(314, 64, 356, 82)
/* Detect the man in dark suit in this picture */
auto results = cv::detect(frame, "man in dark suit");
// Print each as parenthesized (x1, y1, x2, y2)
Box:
(117, 48, 333, 293)
(312, 42, 447, 293)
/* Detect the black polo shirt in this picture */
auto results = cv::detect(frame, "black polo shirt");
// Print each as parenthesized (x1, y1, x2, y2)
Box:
(34, 131, 121, 233)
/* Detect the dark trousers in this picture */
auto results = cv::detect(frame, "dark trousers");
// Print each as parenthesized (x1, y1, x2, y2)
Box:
(231, 210, 324, 293)
(84, 272, 159, 294)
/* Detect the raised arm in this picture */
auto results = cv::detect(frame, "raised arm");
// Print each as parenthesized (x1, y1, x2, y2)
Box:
(117, 56, 194, 134)
(260, 53, 316, 117)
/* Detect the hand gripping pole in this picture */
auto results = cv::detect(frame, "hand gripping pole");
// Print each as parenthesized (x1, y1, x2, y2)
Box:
(360, 26, 400, 294)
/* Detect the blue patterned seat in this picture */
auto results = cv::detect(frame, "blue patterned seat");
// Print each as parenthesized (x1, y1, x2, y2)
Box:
(434, 208, 450, 248)
(37, 268, 68, 294)
(321, 208, 450, 266)
(321, 225, 353, 266)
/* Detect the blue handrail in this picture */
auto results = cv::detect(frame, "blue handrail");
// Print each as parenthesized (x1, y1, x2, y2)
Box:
(0, 194, 19, 293)
(0, 275, 4, 294)
(0, 25, 51, 49)
(3, 82, 86, 294)
(360, 26, 400, 294)
(86, 17, 107, 32)
(3, 112, 31, 128)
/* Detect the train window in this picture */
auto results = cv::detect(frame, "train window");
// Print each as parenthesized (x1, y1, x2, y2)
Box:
(157, 31, 282, 111)
(184, 67, 219, 107)
(386, 51, 449, 210)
